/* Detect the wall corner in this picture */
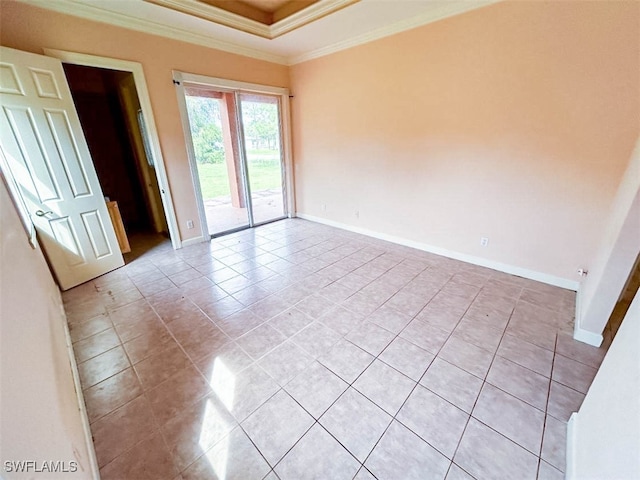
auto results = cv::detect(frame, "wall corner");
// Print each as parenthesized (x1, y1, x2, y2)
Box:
(566, 412, 579, 480)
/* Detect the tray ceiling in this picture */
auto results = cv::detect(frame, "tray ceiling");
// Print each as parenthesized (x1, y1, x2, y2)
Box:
(144, 0, 359, 38)
(17, 0, 499, 65)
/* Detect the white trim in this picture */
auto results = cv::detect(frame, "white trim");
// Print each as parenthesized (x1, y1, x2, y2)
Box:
(172, 72, 210, 242)
(280, 95, 296, 217)
(177, 72, 289, 96)
(146, 0, 358, 39)
(270, 0, 359, 38)
(234, 90, 255, 226)
(566, 412, 578, 480)
(146, 0, 269, 38)
(180, 234, 207, 247)
(21, 0, 499, 66)
(173, 71, 294, 234)
(574, 285, 583, 330)
(43, 49, 182, 249)
(22, 0, 289, 65)
(288, 0, 500, 64)
(573, 326, 604, 347)
(572, 286, 603, 346)
(297, 213, 580, 290)
(60, 301, 100, 479)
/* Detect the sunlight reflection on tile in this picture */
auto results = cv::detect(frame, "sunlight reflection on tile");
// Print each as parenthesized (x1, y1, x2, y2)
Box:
(201, 360, 233, 480)
(64, 219, 598, 479)
(203, 427, 229, 480)
(202, 358, 235, 479)
(209, 357, 236, 412)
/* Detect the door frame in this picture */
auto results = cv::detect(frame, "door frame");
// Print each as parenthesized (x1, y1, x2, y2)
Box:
(43, 49, 181, 249)
(173, 70, 295, 240)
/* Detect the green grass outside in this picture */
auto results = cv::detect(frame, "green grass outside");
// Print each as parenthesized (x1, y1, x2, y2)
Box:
(197, 158, 282, 199)
(247, 148, 278, 156)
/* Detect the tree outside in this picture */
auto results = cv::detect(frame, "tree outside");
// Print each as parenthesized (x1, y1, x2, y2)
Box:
(185, 96, 225, 164)
(241, 100, 280, 151)
(185, 96, 282, 200)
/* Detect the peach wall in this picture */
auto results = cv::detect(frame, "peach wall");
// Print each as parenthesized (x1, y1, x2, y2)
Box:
(569, 290, 640, 479)
(577, 139, 640, 342)
(1, 179, 96, 478)
(290, 1, 640, 284)
(0, 1, 289, 242)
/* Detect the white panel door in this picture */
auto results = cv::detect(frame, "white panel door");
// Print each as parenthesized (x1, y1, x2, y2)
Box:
(0, 46, 124, 290)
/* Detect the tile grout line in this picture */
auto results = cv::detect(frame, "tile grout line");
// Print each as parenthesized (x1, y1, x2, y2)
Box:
(440, 278, 522, 474)
(65, 220, 587, 478)
(344, 271, 490, 474)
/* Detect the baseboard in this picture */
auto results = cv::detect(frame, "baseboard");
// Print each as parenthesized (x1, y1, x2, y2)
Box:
(574, 286, 583, 330)
(566, 412, 578, 480)
(59, 299, 100, 479)
(572, 287, 604, 346)
(180, 235, 207, 248)
(573, 324, 604, 347)
(297, 213, 580, 291)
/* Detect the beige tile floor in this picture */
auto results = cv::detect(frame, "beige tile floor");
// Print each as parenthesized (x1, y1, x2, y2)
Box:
(63, 219, 609, 480)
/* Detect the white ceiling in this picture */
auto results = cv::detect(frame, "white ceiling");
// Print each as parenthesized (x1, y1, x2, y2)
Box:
(21, 0, 498, 65)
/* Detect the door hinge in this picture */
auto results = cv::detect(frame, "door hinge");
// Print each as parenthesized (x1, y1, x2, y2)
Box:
(173, 79, 181, 86)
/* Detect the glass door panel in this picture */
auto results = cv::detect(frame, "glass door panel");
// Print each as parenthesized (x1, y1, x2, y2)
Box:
(238, 93, 286, 225)
(184, 90, 250, 236)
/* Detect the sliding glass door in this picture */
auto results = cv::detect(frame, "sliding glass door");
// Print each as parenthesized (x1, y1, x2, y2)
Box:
(238, 93, 286, 225)
(184, 89, 250, 235)
(182, 86, 288, 237)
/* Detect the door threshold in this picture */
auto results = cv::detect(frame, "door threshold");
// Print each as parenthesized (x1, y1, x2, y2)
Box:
(209, 216, 288, 239)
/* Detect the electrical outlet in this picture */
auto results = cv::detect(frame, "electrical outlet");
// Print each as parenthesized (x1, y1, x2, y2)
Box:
(480, 237, 489, 247)
(187, 220, 194, 229)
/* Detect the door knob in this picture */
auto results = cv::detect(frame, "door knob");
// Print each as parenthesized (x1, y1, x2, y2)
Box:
(35, 210, 53, 217)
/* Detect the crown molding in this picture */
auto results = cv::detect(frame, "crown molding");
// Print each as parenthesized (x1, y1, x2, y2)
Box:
(270, 0, 359, 38)
(18, 0, 290, 64)
(146, 0, 358, 39)
(18, 0, 500, 67)
(288, 0, 500, 65)
(145, 0, 271, 38)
